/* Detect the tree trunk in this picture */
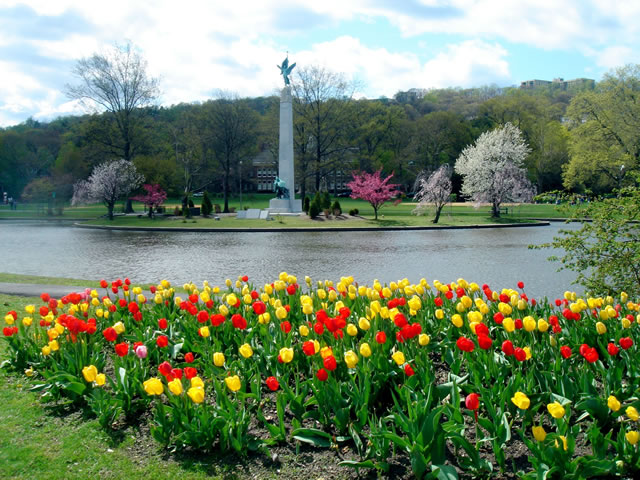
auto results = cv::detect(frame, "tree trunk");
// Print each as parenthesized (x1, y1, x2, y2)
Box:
(223, 173, 229, 213)
(108, 203, 114, 221)
(125, 199, 134, 213)
(433, 206, 443, 224)
(373, 205, 378, 220)
(148, 206, 153, 218)
(492, 202, 500, 218)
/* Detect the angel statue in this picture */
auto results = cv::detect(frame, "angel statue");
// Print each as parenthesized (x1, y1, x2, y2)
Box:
(277, 56, 296, 86)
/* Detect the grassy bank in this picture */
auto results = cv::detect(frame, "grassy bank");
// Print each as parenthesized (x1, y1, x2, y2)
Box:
(0, 273, 101, 287)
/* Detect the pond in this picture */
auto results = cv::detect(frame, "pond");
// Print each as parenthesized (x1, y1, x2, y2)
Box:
(0, 221, 579, 301)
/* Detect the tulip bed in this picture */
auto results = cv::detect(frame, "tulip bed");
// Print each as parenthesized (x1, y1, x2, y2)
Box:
(3, 274, 640, 479)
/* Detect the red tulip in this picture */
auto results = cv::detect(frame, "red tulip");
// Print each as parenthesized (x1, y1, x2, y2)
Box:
(465, 393, 480, 412)
(266, 376, 279, 391)
(115, 342, 129, 357)
(404, 364, 415, 376)
(252, 301, 266, 315)
(323, 355, 337, 371)
(102, 327, 117, 342)
(477, 335, 492, 350)
(316, 368, 328, 381)
(502, 340, 515, 356)
(184, 367, 197, 379)
(607, 343, 620, 356)
(514, 347, 526, 362)
(560, 346, 572, 359)
(620, 337, 634, 350)
(157, 335, 169, 348)
(184, 352, 194, 363)
(375, 331, 387, 344)
(456, 336, 475, 353)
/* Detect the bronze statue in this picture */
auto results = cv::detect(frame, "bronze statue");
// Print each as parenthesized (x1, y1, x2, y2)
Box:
(277, 56, 296, 86)
(273, 176, 289, 199)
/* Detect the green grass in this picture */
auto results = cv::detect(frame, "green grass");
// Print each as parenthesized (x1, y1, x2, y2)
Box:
(0, 273, 102, 287)
(1, 194, 570, 223)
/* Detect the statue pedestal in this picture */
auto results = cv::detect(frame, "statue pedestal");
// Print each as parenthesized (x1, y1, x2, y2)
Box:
(269, 198, 302, 213)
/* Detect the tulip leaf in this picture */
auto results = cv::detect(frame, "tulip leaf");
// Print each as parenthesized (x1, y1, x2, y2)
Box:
(550, 393, 571, 406)
(339, 460, 376, 469)
(171, 342, 183, 359)
(291, 427, 332, 448)
(432, 464, 459, 480)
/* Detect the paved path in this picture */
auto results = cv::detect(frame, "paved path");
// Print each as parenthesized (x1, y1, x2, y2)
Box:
(0, 282, 92, 298)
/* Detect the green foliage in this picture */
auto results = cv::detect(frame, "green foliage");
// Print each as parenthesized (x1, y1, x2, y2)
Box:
(201, 191, 212, 216)
(538, 183, 640, 296)
(303, 196, 310, 213)
(321, 191, 331, 210)
(348, 208, 359, 216)
(331, 200, 342, 216)
(308, 198, 321, 219)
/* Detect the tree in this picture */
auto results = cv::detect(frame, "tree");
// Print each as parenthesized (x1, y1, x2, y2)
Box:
(413, 165, 453, 224)
(455, 123, 534, 217)
(201, 191, 213, 217)
(65, 41, 160, 163)
(204, 95, 258, 213)
(71, 159, 144, 220)
(539, 182, 640, 296)
(131, 184, 167, 218)
(292, 66, 356, 197)
(563, 64, 640, 192)
(347, 169, 400, 220)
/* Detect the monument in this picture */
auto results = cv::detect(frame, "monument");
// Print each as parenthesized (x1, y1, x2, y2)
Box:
(268, 56, 302, 213)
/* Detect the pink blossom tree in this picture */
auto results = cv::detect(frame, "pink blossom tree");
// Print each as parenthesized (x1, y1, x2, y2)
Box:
(132, 184, 167, 218)
(347, 169, 400, 220)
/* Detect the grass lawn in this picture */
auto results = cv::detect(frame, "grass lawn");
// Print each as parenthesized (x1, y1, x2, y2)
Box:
(0, 273, 102, 287)
(1, 194, 570, 225)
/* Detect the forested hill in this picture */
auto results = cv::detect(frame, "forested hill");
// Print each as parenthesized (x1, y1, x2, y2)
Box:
(2, 65, 637, 203)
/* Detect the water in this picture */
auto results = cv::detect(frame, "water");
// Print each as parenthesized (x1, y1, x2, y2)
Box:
(0, 221, 579, 301)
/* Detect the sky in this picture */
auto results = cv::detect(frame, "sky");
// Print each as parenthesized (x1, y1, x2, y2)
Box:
(1, 0, 639, 127)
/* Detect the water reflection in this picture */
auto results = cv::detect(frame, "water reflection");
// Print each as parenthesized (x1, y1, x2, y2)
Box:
(0, 222, 579, 301)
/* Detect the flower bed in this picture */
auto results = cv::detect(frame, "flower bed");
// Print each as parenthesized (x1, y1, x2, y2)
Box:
(3, 274, 640, 479)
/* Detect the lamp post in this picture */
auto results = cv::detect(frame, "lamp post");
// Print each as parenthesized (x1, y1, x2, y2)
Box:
(239, 161, 243, 210)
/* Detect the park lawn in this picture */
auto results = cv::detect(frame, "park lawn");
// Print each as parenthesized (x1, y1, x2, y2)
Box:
(0, 272, 102, 287)
(1, 194, 568, 221)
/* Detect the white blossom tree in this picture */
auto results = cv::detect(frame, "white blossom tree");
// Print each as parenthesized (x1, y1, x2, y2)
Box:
(454, 123, 534, 217)
(72, 159, 144, 220)
(412, 164, 453, 224)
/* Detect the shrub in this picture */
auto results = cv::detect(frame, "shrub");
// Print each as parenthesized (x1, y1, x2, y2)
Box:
(201, 192, 213, 216)
(308, 200, 321, 219)
(349, 208, 359, 216)
(321, 191, 331, 210)
(303, 196, 310, 213)
(331, 200, 342, 216)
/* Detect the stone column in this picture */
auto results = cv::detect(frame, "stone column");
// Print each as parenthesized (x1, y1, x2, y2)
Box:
(269, 86, 302, 213)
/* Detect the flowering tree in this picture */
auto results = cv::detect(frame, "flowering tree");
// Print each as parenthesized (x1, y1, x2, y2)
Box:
(412, 164, 453, 224)
(347, 169, 400, 220)
(72, 159, 144, 220)
(131, 184, 167, 218)
(455, 123, 534, 217)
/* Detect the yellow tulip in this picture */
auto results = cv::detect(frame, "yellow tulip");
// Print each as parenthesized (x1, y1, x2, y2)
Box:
(198, 326, 210, 338)
(143, 377, 164, 396)
(532, 425, 546, 442)
(113, 321, 125, 335)
(41, 345, 51, 356)
(451, 314, 463, 328)
(392, 351, 406, 366)
(608, 395, 621, 412)
(239, 343, 253, 358)
(279, 347, 294, 363)
(168, 378, 184, 396)
(4, 314, 14, 325)
(503, 317, 515, 333)
(48, 340, 59, 351)
(95, 373, 106, 386)
(555, 435, 568, 451)
(523, 316, 536, 332)
(302, 303, 314, 315)
(25, 305, 35, 315)
(22, 316, 32, 327)
(596, 322, 607, 335)
(299, 325, 309, 336)
(187, 386, 205, 403)
(225, 375, 241, 392)
(408, 296, 421, 311)
(419, 334, 430, 346)
(344, 350, 359, 369)
(82, 365, 98, 383)
(358, 317, 370, 331)
(626, 431, 639, 445)
(547, 402, 565, 419)
(320, 346, 333, 359)
(626, 406, 639, 422)
(190, 376, 205, 389)
(360, 342, 372, 358)
(537, 319, 549, 332)
(25, 367, 34, 377)
(213, 352, 225, 367)
(511, 391, 530, 410)
(346, 324, 358, 336)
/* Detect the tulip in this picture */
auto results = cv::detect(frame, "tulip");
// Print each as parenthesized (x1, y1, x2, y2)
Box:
(168, 378, 184, 395)
(143, 377, 164, 396)
(375, 331, 386, 344)
(465, 393, 480, 411)
(511, 391, 530, 410)
(239, 343, 253, 358)
(299, 325, 309, 336)
(608, 395, 621, 412)
(360, 342, 372, 358)
(419, 333, 430, 346)
(187, 386, 205, 403)
(626, 406, 639, 421)
(323, 355, 337, 371)
(82, 365, 98, 383)
(532, 425, 546, 442)
(596, 321, 607, 335)
(266, 376, 279, 391)
(316, 368, 328, 381)
(392, 351, 406, 366)
(547, 402, 565, 419)
(626, 431, 639, 445)
(344, 350, 359, 369)
(225, 375, 241, 392)
(279, 347, 294, 363)
(213, 352, 225, 367)
(346, 323, 358, 336)
(95, 373, 106, 386)
(134, 345, 148, 359)
(112, 321, 125, 334)
(555, 435, 568, 451)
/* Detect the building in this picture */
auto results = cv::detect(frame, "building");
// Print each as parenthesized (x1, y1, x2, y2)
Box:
(520, 77, 594, 90)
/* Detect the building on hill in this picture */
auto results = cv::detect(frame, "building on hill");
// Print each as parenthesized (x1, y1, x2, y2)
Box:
(520, 77, 594, 90)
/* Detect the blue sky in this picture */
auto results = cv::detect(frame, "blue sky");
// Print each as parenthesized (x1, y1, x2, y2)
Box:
(1, 0, 639, 126)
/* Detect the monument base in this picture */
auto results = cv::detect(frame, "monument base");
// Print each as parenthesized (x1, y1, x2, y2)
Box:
(268, 198, 302, 214)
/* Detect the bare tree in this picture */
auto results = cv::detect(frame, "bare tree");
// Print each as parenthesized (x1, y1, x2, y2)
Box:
(204, 94, 258, 213)
(413, 164, 453, 224)
(65, 41, 160, 163)
(291, 66, 357, 197)
(71, 159, 144, 220)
